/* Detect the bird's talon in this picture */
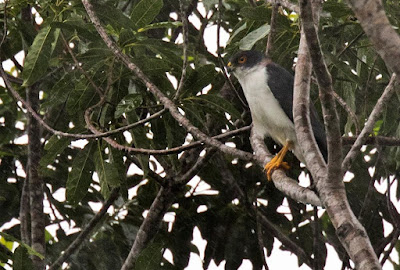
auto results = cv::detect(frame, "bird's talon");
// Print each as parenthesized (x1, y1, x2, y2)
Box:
(264, 161, 290, 181)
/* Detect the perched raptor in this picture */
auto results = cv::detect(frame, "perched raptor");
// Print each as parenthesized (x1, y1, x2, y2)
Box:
(228, 50, 327, 180)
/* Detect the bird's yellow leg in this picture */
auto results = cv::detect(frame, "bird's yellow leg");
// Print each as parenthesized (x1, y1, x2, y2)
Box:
(264, 141, 293, 181)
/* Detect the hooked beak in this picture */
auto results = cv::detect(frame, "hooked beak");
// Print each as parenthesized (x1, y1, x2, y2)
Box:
(227, 61, 234, 72)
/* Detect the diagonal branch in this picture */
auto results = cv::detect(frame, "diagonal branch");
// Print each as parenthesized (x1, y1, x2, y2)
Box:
(120, 185, 176, 270)
(48, 188, 120, 270)
(251, 131, 322, 206)
(81, 0, 253, 162)
(346, 0, 400, 76)
(342, 74, 398, 171)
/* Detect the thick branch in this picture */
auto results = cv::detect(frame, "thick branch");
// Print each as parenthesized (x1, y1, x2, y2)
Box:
(342, 74, 398, 171)
(121, 186, 176, 270)
(251, 131, 322, 206)
(346, 0, 400, 76)
(27, 83, 45, 269)
(299, 0, 381, 269)
(299, 0, 342, 179)
(293, 27, 327, 181)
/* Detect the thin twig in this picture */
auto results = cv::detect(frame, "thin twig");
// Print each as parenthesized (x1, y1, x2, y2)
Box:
(265, 3, 278, 57)
(61, 33, 104, 96)
(342, 135, 400, 146)
(380, 228, 400, 266)
(48, 188, 120, 270)
(342, 74, 397, 171)
(175, 148, 217, 185)
(255, 205, 269, 270)
(0, 66, 173, 140)
(81, 0, 253, 161)
(332, 91, 360, 134)
(217, 0, 248, 108)
(174, 0, 189, 100)
(0, 0, 8, 48)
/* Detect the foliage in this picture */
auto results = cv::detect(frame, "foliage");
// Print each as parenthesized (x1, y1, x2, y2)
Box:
(0, 0, 399, 269)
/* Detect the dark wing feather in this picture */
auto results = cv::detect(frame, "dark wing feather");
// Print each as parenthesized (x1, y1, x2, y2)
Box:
(266, 63, 327, 161)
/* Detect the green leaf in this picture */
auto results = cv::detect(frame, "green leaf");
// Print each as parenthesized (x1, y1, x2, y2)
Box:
(66, 142, 94, 204)
(93, 3, 136, 30)
(66, 80, 97, 114)
(0, 232, 44, 260)
(127, 110, 150, 176)
(40, 135, 72, 167)
(227, 22, 247, 45)
(186, 94, 241, 119)
(240, 6, 270, 21)
(203, 0, 218, 11)
(130, 0, 163, 29)
(138, 21, 182, 32)
(114, 94, 143, 119)
(22, 26, 60, 86)
(94, 143, 120, 199)
(12, 246, 34, 270)
(239, 23, 270, 51)
(135, 241, 164, 270)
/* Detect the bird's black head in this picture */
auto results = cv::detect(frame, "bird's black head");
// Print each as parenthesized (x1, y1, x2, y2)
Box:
(227, 50, 265, 70)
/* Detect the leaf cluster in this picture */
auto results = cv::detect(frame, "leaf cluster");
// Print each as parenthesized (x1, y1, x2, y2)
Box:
(0, 0, 399, 269)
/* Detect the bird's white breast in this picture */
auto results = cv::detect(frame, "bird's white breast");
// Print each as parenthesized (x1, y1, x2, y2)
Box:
(235, 64, 297, 147)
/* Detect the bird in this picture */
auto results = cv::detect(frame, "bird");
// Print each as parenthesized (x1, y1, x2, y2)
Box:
(227, 50, 327, 180)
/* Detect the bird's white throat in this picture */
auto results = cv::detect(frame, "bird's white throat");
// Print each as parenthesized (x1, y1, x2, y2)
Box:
(234, 62, 303, 162)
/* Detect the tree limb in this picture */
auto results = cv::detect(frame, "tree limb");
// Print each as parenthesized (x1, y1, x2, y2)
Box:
(265, 3, 279, 57)
(346, 0, 400, 76)
(120, 185, 176, 270)
(293, 24, 327, 181)
(27, 83, 45, 269)
(299, 0, 381, 269)
(342, 74, 398, 171)
(81, 0, 253, 162)
(251, 131, 322, 206)
(265, 0, 300, 13)
(48, 188, 120, 270)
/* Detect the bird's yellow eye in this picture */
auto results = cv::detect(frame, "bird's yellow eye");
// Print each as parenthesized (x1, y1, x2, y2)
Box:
(238, 56, 247, 64)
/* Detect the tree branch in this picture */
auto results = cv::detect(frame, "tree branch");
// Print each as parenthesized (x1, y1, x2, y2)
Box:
(342, 74, 398, 171)
(346, 0, 400, 76)
(27, 83, 45, 269)
(81, 0, 253, 162)
(48, 188, 120, 270)
(174, 0, 189, 100)
(121, 185, 176, 270)
(299, 0, 381, 269)
(293, 24, 327, 181)
(342, 135, 400, 146)
(265, 3, 279, 57)
(213, 152, 314, 268)
(251, 131, 322, 206)
(332, 91, 361, 135)
(265, 0, 300, 13)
